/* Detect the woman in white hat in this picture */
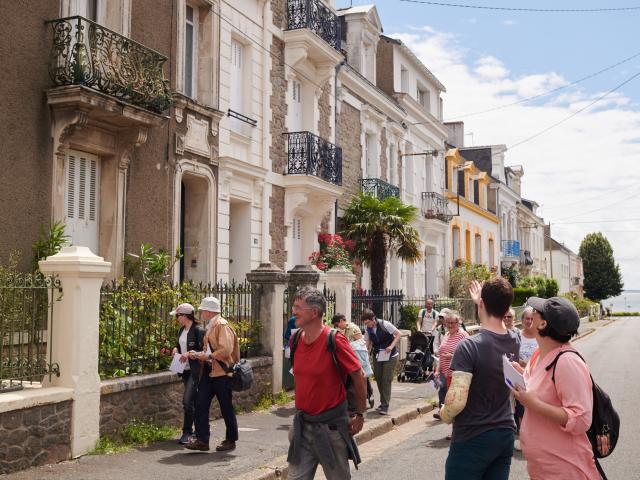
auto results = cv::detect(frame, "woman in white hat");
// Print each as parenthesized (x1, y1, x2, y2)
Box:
(170, 303, 205, 445)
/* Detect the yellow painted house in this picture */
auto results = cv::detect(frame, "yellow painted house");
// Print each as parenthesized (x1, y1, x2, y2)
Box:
(445, 148, 500, 270)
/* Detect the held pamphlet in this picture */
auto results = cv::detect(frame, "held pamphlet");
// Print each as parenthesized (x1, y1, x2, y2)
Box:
(502, 354, 526, 391)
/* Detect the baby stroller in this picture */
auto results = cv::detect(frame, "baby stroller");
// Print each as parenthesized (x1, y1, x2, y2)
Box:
(398, 331, 435, 383)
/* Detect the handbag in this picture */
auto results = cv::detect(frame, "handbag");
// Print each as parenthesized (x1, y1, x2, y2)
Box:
(217, 358, 254, 392)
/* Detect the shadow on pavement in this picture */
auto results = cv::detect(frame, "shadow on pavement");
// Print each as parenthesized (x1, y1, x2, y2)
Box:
(273, 406, 296, 417)
(157, 451, 236, 466)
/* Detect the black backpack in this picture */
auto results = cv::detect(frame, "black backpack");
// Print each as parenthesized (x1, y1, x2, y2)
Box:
(290, 328, 357, 410)
(546, 350, 620, 480)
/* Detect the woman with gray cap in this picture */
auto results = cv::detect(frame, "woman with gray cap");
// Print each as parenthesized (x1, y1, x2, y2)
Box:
(170, 303, 205, 445)
(511, 297, 599, 479)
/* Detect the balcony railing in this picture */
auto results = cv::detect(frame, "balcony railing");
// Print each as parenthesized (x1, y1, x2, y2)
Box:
(286, 0, 341, 51)
(286, 131, 342, 186)
(501, 240, 521, 258)
(421, 192, 451, 222)
(47, 16, 171, 114)
(360, 178, 400, 201)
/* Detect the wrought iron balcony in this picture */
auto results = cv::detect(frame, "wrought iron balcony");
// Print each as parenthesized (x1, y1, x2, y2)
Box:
(360, 178, 400, 201)
(47, 16, 171, 114)
(522, 249, 534, 266)
(286, 131, 342, 186)
(501, 240, 521, 258)
(286, 0, 341, 51)
(421, 192, 451, 222)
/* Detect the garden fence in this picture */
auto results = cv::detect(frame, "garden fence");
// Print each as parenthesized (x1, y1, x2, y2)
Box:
(99, 280, 261, 378)
(351, 289, 404, 330)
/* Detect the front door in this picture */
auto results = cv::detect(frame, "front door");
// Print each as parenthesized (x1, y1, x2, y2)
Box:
(64, 150, 100, 254)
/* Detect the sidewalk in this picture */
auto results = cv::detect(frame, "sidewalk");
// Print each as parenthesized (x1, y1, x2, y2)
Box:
(4, 380, 437, 480)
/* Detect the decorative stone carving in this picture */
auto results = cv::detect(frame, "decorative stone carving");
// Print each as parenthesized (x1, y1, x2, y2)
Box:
(52, 108, 90, 156)
(175, 133, 185, 155)
(253, 180, 265, 207)
(184, 114, 210, 158)
(175, 106, 184, 124)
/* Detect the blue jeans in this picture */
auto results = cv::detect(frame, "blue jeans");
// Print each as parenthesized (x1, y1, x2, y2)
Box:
(181, 370, 197, 434)
(445, 428, 514, 480)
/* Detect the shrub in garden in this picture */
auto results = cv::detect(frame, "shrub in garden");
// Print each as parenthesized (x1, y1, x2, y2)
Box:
(308, 234, 354, 272)
(399, 304, 421, 332)
(449, 261, 492, 298)
(512, 287, 537, 306)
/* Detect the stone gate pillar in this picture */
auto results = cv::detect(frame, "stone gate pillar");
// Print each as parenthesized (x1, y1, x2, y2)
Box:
(247, 263, 289, 394)
(39, 246, 111, 458)
(324, 266, 356, 320)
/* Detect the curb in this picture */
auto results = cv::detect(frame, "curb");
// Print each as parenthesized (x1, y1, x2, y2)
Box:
(230, 402, 435, 480)
(572, 327, 596, 342)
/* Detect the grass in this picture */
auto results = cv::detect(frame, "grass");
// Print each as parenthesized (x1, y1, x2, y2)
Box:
(251, 389, 295, 412)
(611, 312, 640, 316)
(89, 420, 179, 455)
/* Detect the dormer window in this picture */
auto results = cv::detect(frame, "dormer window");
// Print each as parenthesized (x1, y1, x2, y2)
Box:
(417, 84, 430, 112)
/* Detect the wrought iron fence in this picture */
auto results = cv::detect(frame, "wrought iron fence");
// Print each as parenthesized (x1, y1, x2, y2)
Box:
(360, 178, 400, 201)
(283, 284, 337, 327)
(402, 297, 480, 326)
(286, 0, 341, 51)
(99, 281, 261, 378)
(286, 131, 342, 185)
(0, 274, 61, 393)
(351, 289, 404, 330)
(421, 192, 451, 222)
(47, 16, 172, 113)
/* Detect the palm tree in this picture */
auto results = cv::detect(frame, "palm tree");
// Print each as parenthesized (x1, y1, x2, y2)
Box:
(341, 193, 422, 292)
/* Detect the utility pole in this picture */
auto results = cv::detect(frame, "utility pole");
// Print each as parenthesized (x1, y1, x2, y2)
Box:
(547, 222, 553, 278)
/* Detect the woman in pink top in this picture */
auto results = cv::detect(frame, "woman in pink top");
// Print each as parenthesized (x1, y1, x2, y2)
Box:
(512, 297, 599, 480)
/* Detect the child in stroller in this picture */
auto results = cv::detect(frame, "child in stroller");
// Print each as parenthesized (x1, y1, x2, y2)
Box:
(398, 331, 435, 383)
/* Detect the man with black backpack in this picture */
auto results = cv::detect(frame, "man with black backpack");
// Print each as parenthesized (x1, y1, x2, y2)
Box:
(287, 287, 366, 480)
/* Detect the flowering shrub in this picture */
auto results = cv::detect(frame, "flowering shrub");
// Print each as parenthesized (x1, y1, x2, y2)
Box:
(309, 234, 354, 272)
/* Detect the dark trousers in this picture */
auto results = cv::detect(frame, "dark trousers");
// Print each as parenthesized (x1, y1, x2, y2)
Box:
(445, 428, 514, 480)
(366, 378, 373, 400)
(181, 370, 197, 434)
(194, 375, 239, 443)
(514, 400, 525, 433)
(437, 373, 448, 407)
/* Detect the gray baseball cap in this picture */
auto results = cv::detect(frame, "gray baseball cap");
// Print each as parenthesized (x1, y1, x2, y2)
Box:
(526, 296, 580, 336)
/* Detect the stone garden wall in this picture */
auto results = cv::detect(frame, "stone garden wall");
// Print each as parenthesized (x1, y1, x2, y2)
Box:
(100, 357, 273, 435)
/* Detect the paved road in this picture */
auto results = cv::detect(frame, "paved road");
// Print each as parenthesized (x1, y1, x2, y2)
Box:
(348, 318, 635, 479)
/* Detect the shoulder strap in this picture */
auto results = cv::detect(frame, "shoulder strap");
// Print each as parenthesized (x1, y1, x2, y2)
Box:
(289, 329, 303, 369)
(545, 349, 586, 383)
(421, 309, 426, 320)
(326, 329, 343, 375)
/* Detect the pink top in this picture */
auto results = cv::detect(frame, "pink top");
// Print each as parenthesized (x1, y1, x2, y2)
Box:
(438, 330, 468, 378)
(520, 346, 599, 480)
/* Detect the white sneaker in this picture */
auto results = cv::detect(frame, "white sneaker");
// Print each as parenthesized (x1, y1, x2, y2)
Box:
(514, 439, 521, 451)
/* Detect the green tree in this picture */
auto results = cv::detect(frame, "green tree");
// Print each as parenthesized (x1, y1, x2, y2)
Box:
(449, 261, 492, 298)
(578, 232, 623, 302)
(341, 193, 422, 292)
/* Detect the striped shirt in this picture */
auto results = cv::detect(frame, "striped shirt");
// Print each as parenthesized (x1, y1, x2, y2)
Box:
(439, 330, 469, 378)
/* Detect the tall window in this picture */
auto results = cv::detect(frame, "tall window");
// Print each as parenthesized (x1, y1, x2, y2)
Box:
(400, 67, 409, 93)
(417, 85, 430, 111)
(184, 5, 196, 98)
(389, 144, 397, 185)
(291, 79, 302, 131)
(230, 39, 245, 130)
(86, 0, 98, 21)
(475, 234, 482, 264)
(468, 177, 475, 202)
(452, 228, 460, 262)
(488, 238, 495, 266)
(473, 180, 480, 205)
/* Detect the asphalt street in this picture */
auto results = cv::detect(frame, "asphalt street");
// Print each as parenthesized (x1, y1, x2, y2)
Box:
(347, 317, 635, 480)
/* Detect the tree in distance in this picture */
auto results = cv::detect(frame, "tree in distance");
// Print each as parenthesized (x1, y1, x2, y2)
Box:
(578, 232, 623, 302)
(341, 193, 422, 293)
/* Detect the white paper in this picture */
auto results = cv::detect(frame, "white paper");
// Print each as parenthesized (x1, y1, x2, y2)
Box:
(376, 350, 391, 362)
(502, 355, 526, 391)
(170, 353, 187, 374)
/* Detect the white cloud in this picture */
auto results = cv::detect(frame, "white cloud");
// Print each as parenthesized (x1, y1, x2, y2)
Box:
(391, 27, 640, 289)
(503, 19, 517, 26)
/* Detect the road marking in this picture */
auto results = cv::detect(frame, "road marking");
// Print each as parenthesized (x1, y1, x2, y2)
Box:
(238, 427, 260, 432)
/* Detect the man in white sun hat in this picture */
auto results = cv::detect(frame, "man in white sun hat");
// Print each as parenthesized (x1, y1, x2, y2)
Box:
(185, 297, 240, 452)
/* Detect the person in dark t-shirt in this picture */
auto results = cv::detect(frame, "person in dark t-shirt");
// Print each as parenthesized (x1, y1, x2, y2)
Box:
(440, 277, 520, 480)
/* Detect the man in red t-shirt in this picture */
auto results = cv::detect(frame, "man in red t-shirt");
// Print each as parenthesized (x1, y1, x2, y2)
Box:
(287, 287, 366, 480)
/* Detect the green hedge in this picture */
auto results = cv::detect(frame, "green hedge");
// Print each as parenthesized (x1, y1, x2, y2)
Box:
(611, 312, 640, 317)
(399, 304, 421, 332)
(513, 287, 537, 306)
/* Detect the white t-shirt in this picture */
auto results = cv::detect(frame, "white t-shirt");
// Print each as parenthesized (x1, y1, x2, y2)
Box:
(366, 320, 399, 358)
(178, 328, 190, 371)
(418, 308, 438, 333)
(519, 334, 538, 363)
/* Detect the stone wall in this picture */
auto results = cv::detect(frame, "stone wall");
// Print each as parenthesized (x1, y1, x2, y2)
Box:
(100, 357, 273, 436)
(270, 36, 288, 176)
(0, 400, 72, 474)
(376, 38, 395, 98)
(271, 0, 287, 30)
(269, 185, 287, 269)
(336, 101, 363, 212)
(318, 82, 332, 141)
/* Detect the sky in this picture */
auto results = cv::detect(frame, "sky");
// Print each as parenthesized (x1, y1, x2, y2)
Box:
(337, 0, 640, 289)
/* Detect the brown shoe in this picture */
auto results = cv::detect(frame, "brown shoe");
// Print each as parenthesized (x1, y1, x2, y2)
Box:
(184, 438, 209, 451)
(216, 440, 236, 452)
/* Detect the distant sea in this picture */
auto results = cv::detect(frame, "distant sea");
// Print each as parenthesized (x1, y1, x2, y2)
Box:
(603, 290, 640, 313)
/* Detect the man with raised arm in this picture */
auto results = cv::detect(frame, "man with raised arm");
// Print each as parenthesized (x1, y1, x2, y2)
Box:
(440, 278, 520, 480)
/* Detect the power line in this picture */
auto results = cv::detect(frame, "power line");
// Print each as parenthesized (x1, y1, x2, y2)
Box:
(509, 69, 640, 150)
(445, 50, 640, 121)
(555, 190, 640, 221)
(552, 217, 640, 225)
(398, 0, 640, 13)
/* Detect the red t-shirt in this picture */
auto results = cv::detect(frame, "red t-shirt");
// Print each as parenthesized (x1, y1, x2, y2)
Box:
(292, 326, 362, 415)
